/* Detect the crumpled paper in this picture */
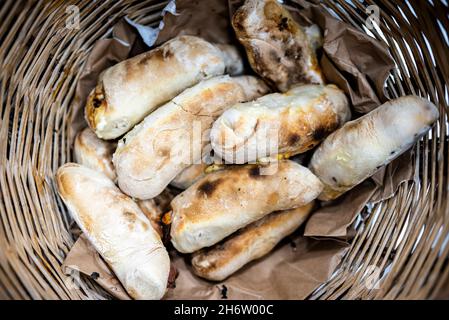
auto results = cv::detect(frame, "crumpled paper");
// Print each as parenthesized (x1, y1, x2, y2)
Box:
(63, 0, 405, 299)
(304, 181, 378, 240)
(304, 149, 415, 240)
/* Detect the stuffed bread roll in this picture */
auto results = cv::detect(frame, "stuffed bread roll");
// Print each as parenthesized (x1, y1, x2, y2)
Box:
(211, 84, 350, 164)
(170, 163, 208, 190)
(191, 201, 314, 281)
(309, 96, 439, 201)
(232, 0, 323, 92)
(170, 160, 323, 253)
(56, 164, 170, 300)
(114, 75, 269, 200)
(137, 189, 175, 238)
(74, 127, 117, 181)
(86, 36, 229, 140)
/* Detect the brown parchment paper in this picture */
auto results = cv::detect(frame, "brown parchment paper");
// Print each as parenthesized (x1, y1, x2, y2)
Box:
(304, 150, 415, 240)
(62, 234, 131, 300)
(304, 181, 378, 240)
(63, 0, 408, 299)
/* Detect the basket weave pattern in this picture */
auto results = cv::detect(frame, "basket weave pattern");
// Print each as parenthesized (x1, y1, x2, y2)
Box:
(0, 0, 448, 299)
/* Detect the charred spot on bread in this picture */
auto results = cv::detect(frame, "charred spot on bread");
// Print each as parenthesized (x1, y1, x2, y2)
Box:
(197, 178, 223, 197)
(284, 46, 302, 60)
(269, 49, 281, 63)
(92, 97, 102, 109)
(248, 166, 262, 178)
(288, 133, 301, 145)
(162, 47, 174, 59)
(278, 17, 289, 31)
(312, 125, 335, 141)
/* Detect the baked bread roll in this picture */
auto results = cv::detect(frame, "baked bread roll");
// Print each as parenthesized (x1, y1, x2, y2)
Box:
(170, 160, 323, 253)
(74, 127, 117, 181)
(85, 36, 228, 140)
(211, 84, 350, 164)
(56, 163, 170, 300)
(113, 75, 269, 200)
(170, 164, 208, 190)
(232, 0, 323, 91)
(191, 201, 314, 281)
(309, 96, 439, 201)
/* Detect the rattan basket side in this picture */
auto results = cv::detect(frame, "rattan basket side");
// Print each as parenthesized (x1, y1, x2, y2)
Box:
(0, 0, 448, 300)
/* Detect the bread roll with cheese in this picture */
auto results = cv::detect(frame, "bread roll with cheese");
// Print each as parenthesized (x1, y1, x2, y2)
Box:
(211, 84, 350, 164)
(137, 189, 175, 238)
(191, 201, 314, 281)
(74, 127, 117, 181)
(232, 0, 323, 92)
(85, 36, 228, 140)
(170, 160, 323, 253)
(56, 163, 170, 300)
(309, 96, 439, 201)
(114, 75, 269, 200)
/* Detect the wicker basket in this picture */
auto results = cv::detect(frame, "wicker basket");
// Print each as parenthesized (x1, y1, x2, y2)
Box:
(0, 0, 448, 300)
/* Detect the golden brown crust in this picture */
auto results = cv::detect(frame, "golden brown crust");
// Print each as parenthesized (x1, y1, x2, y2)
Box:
(211, 84, 350, 163)
(309, 95, 439, 201)
(191, 202, 315, 280)
(170, 160, 323, 253)
(113, 76, 268, 200)
(74, 127, 117, 181)
(56, 163, 170, 299)
(213, 94, 339, 157)
(84, 36, 226, 140)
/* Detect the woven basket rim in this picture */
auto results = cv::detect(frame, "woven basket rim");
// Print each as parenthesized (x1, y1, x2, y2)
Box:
(0, 0, 448, 300)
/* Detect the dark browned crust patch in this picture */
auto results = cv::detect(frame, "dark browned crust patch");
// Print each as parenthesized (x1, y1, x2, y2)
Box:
(248, 166, 262, 178)
(92, 97, 102, 109)
(312, 124, 337, 141)
(287, 133, 301, 145)
(197, 178, 223, 197)
(278, 17, 289, 31)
